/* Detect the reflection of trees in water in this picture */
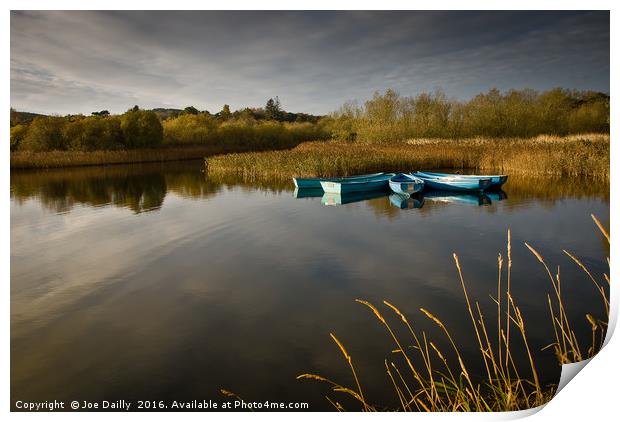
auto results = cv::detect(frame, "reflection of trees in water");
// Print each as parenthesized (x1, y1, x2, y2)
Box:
(109, 173, 167, 213)
(166, 172, 221, 199)
(10, 161, 220, 214)
(12, 170, 167, 214)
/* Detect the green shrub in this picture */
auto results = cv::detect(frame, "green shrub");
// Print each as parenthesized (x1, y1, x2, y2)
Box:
(163, 114, 217, 145)
(10, 124, 29, 151)
(64, 116, 123, 151)
(567, 100, 609, 133)
(162, 114, 329, 148)
(120, 109, 163, 148)
(19, 117, 67, 152)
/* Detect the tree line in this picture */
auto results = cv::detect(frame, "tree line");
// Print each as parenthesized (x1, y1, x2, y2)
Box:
(156, 97, 322, 123)
(10, 99, 328, 152)
(325, 88, 609, 142)
(10, 89, 610, 152)
(11, 107, 164, 152)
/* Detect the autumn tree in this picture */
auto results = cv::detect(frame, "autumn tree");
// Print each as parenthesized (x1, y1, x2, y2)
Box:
(183, 106, 199, 115)
(120, 109, 163, 148)
(265, 97, 283, 121)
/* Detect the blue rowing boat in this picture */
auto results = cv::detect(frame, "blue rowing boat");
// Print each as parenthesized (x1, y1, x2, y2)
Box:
(293, 172, 384, 189)
(389, 173, 424, 195)
(320, 173, 394, 194)
(416, 171, 508, 188)
(413, 172, 491, 192)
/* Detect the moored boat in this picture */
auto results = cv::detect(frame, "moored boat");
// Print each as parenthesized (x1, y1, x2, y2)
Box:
(413, 172, 491, 192)
(389, 173, 424, 195)
(293, 172, 384, 189)
(416, 171, 508, 187)
(320, 173, 394, 194)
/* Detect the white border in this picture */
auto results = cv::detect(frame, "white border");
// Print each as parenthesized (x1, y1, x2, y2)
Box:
(3, 1, 616, 420)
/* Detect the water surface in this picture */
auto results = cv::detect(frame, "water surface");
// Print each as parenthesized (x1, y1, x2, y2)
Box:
(11, 161, 610, 410)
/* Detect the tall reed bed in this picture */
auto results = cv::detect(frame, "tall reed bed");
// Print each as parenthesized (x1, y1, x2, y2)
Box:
(206, 134, 609, 182)
(297, 215, 609, 411)
(11, 147, 202, 169)
(11, 142, 300, 170)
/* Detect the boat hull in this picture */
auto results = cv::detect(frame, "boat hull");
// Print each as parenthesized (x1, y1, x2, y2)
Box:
(320, 174, 394, 194)
(293, 172, 384, 189)
(389, 173, 424, 195)
(413, 173, 491, 192)
(294, 179, 323, 189)
(417, 171, 508, 187)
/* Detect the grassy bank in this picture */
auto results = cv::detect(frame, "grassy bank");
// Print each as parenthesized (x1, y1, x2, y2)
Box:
(297, 216, 609, 411)
(206, 134, 610, 181)
(10, 143, 307, 169)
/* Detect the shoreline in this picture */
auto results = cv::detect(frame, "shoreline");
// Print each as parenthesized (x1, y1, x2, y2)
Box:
(11, 134, 610, 179)
(206, 134, 610, 182)
(10, 144, 300, 170)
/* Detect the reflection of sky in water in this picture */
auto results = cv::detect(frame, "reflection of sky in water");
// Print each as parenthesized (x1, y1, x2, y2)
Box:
(11, 166, 610, 410)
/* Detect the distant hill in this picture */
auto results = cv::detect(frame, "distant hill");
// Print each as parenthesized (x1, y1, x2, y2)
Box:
(10, 106, 325, 124)
(151, 108, 184, 120)
(10, 109, 46, 126)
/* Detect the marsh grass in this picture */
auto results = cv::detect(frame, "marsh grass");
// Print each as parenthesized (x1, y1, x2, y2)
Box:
(10, 141, 305, 170)
(297, 215, 609, 411)
(206, 134, 609, 182)
(10, 146, 214, 169)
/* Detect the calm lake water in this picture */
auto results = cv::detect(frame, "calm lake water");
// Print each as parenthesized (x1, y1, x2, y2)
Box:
(11, 161, 609, 411)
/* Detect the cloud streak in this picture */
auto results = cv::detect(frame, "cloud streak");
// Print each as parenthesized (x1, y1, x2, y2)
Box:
(10, 11, 609, 115)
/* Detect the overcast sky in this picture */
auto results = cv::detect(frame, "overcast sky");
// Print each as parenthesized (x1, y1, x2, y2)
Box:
(11, 10, 609, 116)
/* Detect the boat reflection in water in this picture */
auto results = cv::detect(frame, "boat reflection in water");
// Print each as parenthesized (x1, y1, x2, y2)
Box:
(293, 188, 324, 199)
(321, 190, 389, 206)
(389, 193, 425, 209)
(486, 190, 508, 202)
(295, 187, 508, 208)
(423, 190, 507, 206)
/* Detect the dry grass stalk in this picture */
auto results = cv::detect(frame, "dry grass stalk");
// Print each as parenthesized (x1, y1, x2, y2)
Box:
(298, 215, 609, 411)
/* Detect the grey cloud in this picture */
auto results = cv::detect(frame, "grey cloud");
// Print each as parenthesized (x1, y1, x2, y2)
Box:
(10, 11, 609, 115)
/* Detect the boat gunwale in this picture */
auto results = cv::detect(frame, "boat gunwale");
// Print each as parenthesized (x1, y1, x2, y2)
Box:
(417, 171, 507, 179)
(413, 173, 491, 191)
(416, 177, 491, 187)
(320, 173, 395, 187)
(390, 173, 424, 184)
(294, 172, 384, 183)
